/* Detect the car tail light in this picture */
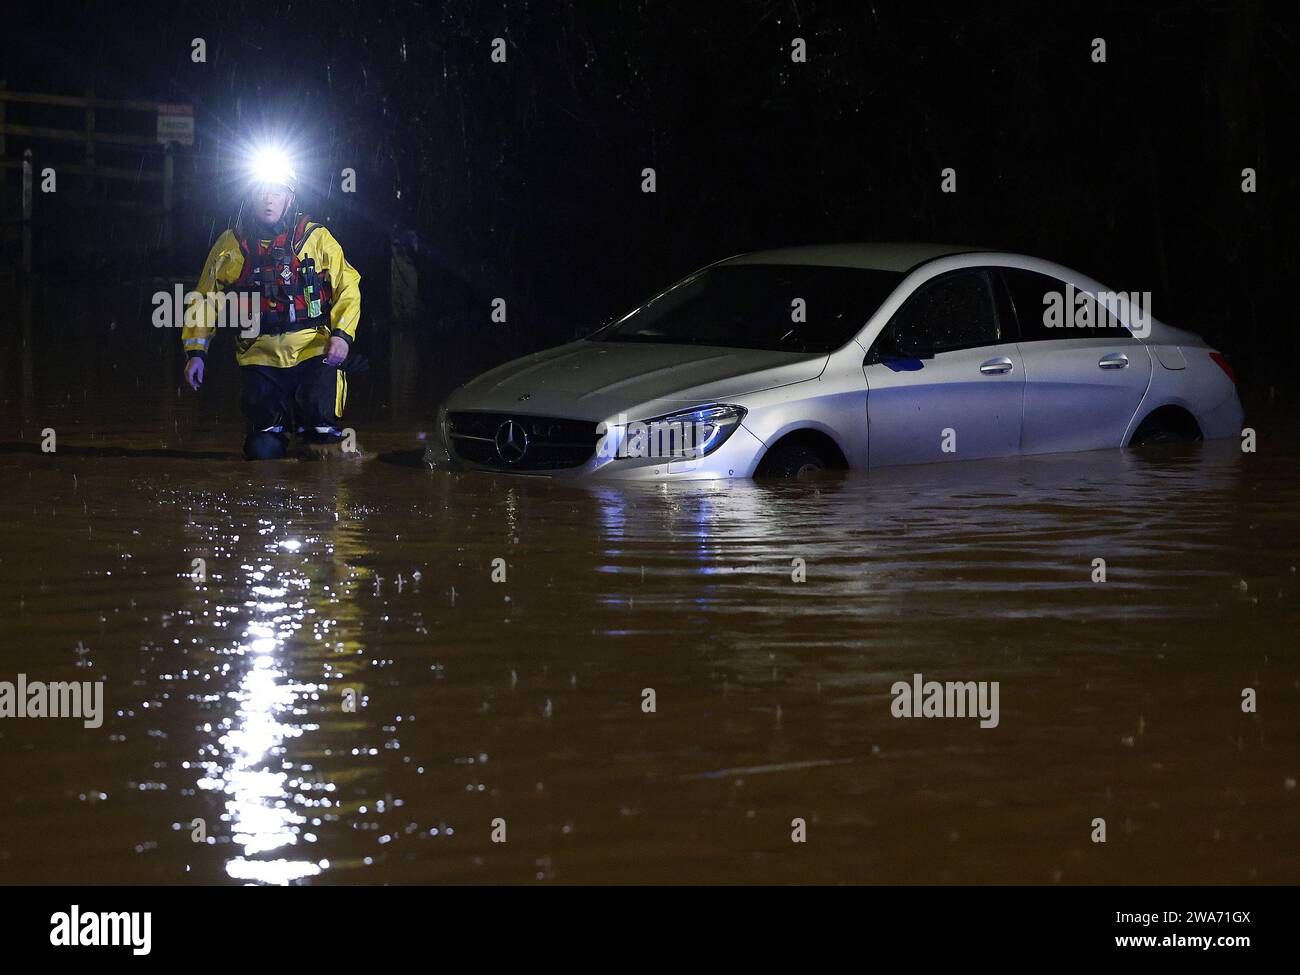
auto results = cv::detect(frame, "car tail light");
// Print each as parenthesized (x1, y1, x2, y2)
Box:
(1209, 351, 1237, 385)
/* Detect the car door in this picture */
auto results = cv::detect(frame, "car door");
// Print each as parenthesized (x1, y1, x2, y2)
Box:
(1000, 268, 1152, 454)
(863, 268, 1025, 467)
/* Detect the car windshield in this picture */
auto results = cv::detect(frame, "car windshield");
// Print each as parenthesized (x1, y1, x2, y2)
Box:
(590, 264, 906, 353)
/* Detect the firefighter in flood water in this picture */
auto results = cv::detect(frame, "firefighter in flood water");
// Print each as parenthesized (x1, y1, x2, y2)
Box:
(181, 150, 361, 459)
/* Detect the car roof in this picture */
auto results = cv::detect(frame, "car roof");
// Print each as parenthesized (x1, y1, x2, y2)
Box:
(718, 242, 985, 273)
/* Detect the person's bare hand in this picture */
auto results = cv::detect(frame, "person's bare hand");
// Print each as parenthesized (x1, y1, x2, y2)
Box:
(324, 336, 349, 367)
(184, 357, 204, 391)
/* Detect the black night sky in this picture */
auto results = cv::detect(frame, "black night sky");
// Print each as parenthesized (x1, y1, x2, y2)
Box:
(3, 1, 1296, 398)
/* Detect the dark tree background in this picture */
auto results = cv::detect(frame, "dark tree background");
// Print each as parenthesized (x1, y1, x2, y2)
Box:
(2, 0, 1297, 421)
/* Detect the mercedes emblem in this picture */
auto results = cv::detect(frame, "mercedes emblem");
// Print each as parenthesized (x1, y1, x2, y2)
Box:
(494, 419, 529, 464)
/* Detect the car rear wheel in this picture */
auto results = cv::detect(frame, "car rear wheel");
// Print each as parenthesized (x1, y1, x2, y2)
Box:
(1129, 407, 1203, 447)
(755, 442, 828, 479)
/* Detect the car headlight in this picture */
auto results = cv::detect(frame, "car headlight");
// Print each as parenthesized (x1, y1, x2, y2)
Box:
(605, 404, 747, 461)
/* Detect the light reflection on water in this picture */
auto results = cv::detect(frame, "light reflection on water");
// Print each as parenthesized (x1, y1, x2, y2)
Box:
(181, 511, 376, 885)
(0, 431, 1297, 883)
(190, 547, 326, 884)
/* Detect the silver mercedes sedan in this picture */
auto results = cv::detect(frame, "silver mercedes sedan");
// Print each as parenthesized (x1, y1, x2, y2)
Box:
(437, 244, 1243, 480)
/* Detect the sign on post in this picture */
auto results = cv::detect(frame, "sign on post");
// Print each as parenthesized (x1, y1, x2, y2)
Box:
(156, 103, 194, 146)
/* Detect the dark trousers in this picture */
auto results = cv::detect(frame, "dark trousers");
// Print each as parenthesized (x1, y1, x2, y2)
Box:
(240, 356, 346, 456)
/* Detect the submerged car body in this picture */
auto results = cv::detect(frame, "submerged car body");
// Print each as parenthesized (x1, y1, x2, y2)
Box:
(439, 244, 1244, 480)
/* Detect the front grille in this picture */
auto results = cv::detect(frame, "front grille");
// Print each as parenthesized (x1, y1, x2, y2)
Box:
(446, 411, 600, 471)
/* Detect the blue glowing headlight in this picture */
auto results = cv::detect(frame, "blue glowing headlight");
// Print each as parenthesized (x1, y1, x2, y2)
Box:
(628, 404, 747, 460)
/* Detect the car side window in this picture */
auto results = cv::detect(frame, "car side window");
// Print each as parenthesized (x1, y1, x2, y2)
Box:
(1001, 268, 1135, 342)
(878, 269, 1002, 356)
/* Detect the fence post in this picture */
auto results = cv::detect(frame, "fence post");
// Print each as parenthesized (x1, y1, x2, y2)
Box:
(21, 147, 33, 275)
(163, 140, 174, 266)
(0, 81, 7, 221)
(84, 86, 96, 205)
(84, 87, 96, 168)
(20, 146, 35, 411)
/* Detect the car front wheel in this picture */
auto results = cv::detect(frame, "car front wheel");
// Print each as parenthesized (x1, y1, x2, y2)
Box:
(755, 442, 827, 479)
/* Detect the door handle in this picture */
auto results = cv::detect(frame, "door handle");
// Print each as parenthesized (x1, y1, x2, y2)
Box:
(1098, 352, 1129, 369)
(979, 356, 1014, 375)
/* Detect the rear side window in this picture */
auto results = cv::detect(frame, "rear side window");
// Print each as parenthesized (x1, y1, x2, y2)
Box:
(882, 269, 1002, 354)
(1001, 268, 1135, 342)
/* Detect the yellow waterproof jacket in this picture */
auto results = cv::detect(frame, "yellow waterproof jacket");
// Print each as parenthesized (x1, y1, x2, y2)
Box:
(182, 220, 361, 368)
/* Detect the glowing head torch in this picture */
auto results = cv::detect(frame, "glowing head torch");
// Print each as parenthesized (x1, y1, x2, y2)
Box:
(248, 147, 298, 193)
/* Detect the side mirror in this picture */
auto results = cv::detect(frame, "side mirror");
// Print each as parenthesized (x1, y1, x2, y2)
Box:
(894, 330, 935, 360)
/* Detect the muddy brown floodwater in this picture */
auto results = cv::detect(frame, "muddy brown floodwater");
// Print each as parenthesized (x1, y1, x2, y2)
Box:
(0, 407, 1297, 885)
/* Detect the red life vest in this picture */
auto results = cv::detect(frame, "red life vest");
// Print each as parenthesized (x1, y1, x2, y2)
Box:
(232, 215, 335, 334)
